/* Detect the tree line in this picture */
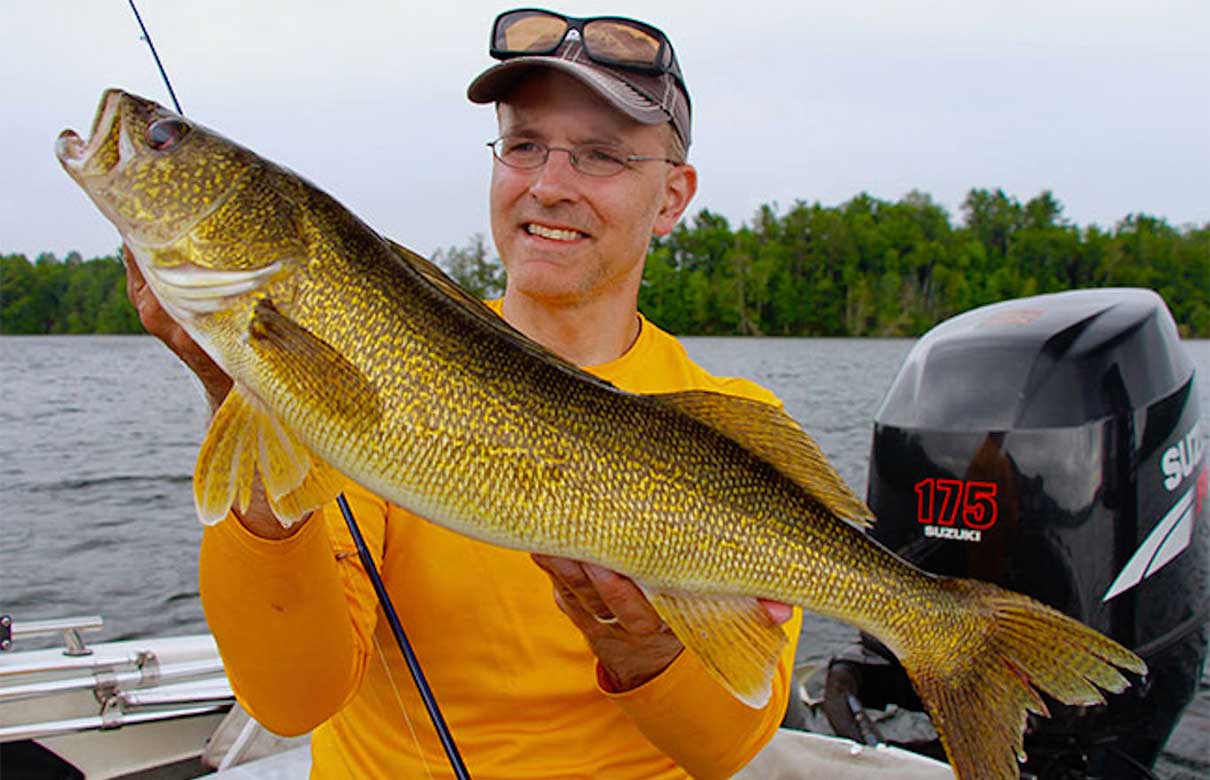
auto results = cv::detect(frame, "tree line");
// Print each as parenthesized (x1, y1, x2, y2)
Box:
(645, 189, 1207, 338)
(0, 251, 141, 334)
(436, 188, 1208, 338)
(4, 189, 1207, 337)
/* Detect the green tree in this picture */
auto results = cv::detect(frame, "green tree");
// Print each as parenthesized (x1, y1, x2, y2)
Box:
(432, 234, 506, 299)
(1, 254, 41, 334)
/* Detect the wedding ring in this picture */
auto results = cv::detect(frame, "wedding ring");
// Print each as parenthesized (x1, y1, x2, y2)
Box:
(593, 612, 621, 625)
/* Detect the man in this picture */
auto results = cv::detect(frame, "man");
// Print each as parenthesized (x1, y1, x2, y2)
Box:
(126, 9, 801, 779)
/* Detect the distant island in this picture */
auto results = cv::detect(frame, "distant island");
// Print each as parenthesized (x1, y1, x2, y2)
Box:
(4, 189, 1206, 338)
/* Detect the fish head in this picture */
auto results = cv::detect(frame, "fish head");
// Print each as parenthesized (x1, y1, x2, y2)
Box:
(56, 89, 264, 250)
(57, 89, 309, 331)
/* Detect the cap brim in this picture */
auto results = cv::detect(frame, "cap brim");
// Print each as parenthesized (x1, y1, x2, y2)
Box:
(467, 57, 669, 128)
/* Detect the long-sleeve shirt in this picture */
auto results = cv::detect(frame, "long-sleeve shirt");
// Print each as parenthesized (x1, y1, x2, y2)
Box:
(199, 309, 802, 779)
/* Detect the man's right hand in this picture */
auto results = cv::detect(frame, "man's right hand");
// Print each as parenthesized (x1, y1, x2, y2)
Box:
(123, 244, 306, 539)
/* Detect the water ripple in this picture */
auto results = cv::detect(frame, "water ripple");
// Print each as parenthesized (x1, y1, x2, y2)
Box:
(24, 473, 191, 494)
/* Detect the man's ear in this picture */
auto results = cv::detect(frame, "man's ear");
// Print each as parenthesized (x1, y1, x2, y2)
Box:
(653, 163, 697, 236)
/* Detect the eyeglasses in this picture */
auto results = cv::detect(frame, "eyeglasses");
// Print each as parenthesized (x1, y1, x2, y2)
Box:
(487, 136, 679, 177)
(490, 8, 684, 85)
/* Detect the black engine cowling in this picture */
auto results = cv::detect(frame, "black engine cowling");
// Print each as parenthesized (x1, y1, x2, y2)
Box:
(827, 288, 1208, 779)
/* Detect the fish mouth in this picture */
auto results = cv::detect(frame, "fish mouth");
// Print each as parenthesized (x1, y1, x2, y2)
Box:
(56, 88, 124, 173)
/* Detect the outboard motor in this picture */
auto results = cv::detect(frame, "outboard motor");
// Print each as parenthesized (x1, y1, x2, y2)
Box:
(823, 288, 1208, 779)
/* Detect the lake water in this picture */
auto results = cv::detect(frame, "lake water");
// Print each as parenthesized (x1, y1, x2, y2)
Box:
(1, 335, 1206, 776)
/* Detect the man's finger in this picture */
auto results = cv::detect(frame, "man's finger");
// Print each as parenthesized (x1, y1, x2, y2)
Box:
(580, 563, 664, 634)
(532, 555, 667, 635)
(758, 599, 794, 625)
(532, 555, 614, 626)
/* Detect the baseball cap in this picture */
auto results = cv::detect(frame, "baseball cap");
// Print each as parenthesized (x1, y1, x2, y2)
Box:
(467, 10, 692, 149)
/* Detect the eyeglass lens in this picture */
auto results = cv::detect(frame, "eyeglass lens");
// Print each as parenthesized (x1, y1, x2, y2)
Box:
(490, 138, 635, 176)
(495, 12, 566, 52)
(582, 21, 662, 66)
(495, 11, 663, 67)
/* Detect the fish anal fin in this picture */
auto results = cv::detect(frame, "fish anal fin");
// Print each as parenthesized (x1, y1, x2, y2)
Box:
(247, 297, 380, 437)
(194, 385, 344, 528)
(644, 590, 786, 709)
(654, 390, 875, 528)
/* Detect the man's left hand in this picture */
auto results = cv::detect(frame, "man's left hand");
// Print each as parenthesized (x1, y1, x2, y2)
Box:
(531, 554, 793, 692)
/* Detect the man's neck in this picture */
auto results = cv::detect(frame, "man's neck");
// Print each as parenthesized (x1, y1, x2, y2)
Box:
(500, 289, 641, 367)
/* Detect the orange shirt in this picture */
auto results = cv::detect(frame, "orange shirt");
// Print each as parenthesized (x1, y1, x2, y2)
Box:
(199, 310, 801, 779)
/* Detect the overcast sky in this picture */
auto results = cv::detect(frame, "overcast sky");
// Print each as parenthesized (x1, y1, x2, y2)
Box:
(3, 0, 1207, 261)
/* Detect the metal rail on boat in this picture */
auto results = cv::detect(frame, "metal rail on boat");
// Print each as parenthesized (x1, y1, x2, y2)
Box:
(0, 657, 226, 702)
(0, 702, 229, 742)
(0, 614, 103, 655)
(1, 616, 235, 756)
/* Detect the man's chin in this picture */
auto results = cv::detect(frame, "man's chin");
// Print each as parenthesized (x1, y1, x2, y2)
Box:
(505, 264, 592, 301)
(506, 278, 597, 307)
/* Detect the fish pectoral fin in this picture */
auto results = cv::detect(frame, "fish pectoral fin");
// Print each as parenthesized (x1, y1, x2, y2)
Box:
(193, 385, 344, 528)
(644, 590, 786, 709)
(653, 390, 875, 529)
(247, 297, 381, 435)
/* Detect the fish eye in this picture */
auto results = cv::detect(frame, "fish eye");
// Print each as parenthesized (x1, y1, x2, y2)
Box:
(146, 117, 190, 151)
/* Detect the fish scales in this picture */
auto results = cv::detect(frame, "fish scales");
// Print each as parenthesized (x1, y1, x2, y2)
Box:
(57, 89, 1147, 780)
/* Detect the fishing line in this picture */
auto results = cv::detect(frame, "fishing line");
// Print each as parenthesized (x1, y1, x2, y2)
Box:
(371, 631, 439, 780)
(126, 0, 183, 114)
(125, 4, 471, 777)
(338, 496, 472, 779)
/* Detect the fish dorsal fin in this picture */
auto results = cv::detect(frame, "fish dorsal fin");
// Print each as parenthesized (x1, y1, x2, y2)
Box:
(653, 390, 875, 528)
(381, 237, 620, 393)
(382, 237, 502, 322)
(644, 589, 787, 708)
(247, 297, 381, 436)
(194, 385, 345, 527)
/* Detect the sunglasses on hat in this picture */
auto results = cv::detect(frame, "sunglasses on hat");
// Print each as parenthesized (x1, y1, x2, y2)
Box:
(489, 8, 685, 87)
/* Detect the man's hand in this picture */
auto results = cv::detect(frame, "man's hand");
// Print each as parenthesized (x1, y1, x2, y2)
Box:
(532, 554, 793, 692)
(123, 245, 232, 410)
(123, 244, 302, 539)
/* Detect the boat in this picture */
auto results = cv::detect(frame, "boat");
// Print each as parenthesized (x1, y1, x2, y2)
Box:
(0, 614, 308, 779)
(0, 611, 957, 779)
(3, 288, 1205, 779)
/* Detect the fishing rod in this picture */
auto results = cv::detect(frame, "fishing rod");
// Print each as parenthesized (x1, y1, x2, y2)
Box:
(125, 4, 471, 777)
(126, 0, 182, 115)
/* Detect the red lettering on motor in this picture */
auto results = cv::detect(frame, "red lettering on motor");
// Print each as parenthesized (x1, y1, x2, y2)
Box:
(915, 478, 999, 531)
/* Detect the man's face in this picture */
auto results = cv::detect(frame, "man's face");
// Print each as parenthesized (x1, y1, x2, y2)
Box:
(491, 70, 695, 306)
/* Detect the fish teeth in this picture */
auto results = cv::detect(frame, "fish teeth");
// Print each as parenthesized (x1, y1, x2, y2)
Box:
(527, 223, 582, 242)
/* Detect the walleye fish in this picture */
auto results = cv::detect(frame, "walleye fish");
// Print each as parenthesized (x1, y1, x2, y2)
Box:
(58, 89, 1144, 780)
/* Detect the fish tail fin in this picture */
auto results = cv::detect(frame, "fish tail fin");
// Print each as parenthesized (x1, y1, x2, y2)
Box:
(898, 577, 1146, 780)
(193, 385, 344, 527)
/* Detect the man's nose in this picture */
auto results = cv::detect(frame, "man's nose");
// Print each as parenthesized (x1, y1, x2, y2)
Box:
(528, 148, 581, 205)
